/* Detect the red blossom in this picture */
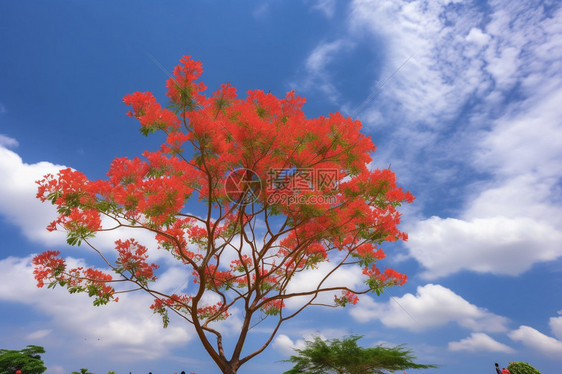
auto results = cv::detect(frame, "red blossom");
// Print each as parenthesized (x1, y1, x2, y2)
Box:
(334, 290, 359, 307)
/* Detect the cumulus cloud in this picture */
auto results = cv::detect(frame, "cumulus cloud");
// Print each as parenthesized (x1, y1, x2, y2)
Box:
(273, 327, 349, 356)
(0, 143, 189, 265)
(448, 332, 514, 353)
(350, 284, 508, 332)
(0, 255, 193, 360)
(509, 325, 562, 358)
(465, 27, 491, 46)
(273, 334, 306, 357)
(550, 315, 562, 340)
(284, 262, 364, 309)
(506, 313, 562, 358)
(407, 216, 562, 279)
(0, 145, 67, 246)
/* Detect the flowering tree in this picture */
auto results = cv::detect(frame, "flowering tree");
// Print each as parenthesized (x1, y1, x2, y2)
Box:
(32, 55, 414, 374)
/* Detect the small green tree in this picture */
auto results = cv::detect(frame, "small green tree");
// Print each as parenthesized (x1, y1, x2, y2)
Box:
(0, 345, 47, 374)
(283, 335, 436, 374)
(507, 362, 541, 374)
(72, 369, 94, 374)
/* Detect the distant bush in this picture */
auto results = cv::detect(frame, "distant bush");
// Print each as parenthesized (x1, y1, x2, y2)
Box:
(71, 369, 94, 374)
(0, 345, 47, 374)
(507, 362, 541, 374)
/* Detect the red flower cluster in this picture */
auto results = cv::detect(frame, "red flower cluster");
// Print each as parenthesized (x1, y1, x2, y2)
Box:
(32, 251, 116, 305)
(115, 239, 159, 282)
(166, 55, 206, 108)
(261, 298, 285, 316)
(334, 290, 359, 307)
(363, 265, 408, 287)
(123, 91, 180, 132)
(32, 251, 65, 288)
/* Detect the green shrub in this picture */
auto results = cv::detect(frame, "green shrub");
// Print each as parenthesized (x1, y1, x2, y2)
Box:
(0, 345, 47, 374)
(71, 369, 94, 374)
(506, 362, 541, 374)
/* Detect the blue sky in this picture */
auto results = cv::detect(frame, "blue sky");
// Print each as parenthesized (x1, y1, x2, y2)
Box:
(1, 1, 561, 373)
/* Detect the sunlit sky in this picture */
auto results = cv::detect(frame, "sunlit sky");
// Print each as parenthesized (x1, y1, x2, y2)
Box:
(1, 1, 562, 373)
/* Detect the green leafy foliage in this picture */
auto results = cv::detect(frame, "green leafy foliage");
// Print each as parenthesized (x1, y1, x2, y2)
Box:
(71, 368, 94, 374)
(507, 362, 541, 374)
(0, 345, 47, 374)
(283, 335, 436, 374)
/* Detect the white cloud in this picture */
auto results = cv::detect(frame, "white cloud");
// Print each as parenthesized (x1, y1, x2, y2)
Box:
(509, 326, 562, 358)
(25, 329, 52, 340)
(349, 0, 487, 127)
(252, 3, 270, 19)
(350, 284, 509, 332)
(47, 365, 65, 374)
(472, 86, 562, 182)
(0, 255, 193, 360)
(307, 0, 336, 18)
(448, 332, 514, 353)
(0, 134, 18, 148)
(351, 0, 562, 279)
(273, 327, 348, 357)
(406, 216, 562, 279)
(296, 39, 355, 102)
(284, 262, 364, 309)
(0, 144, 186, 264)
(406, 81, 562, 279)
(0, 145, 67, 246)
(549, 316, 562, 340)
(465, 27, 491, 46)
(273, 334, 306, 357)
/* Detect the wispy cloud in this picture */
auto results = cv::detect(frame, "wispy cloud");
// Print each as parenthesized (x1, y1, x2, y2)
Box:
(25, 329, 52, 340)
(406, 73, 562, 279)
(293, 38, 355, 103)
(0, 134, 18, 148)
(306, 0, 336, 18)
(252, 2, 270, 19)
(341, 0, 562, 278)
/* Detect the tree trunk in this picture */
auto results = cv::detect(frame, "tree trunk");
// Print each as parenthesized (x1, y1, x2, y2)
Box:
(222, 363, 238, 374)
